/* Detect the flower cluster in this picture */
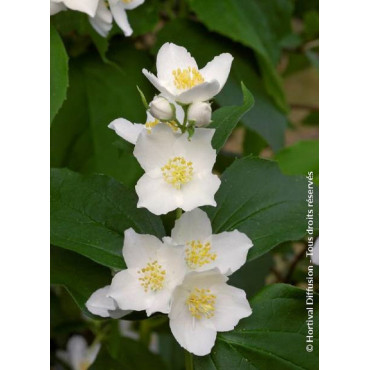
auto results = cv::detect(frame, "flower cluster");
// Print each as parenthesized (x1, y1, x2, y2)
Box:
(86, 43, 254, 356)
(50, 0, 144, 37)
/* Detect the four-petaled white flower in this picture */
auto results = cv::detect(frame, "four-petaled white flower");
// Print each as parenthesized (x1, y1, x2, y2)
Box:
(133, 124, 220, 215)
(169, 269, 252, 356)
(89, 0, 145, 37)
(165, 208, 253, 275)
(86, 285, 132, 318)
(108, 228, 186, 316)
(143, 43, 233, 104)
(57, 335, 100, 370)
(50, 0, 99, 17)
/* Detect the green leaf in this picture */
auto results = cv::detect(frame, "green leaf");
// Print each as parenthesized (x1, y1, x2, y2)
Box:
(154, 20, 287, 152)
(50, 245, 112, 318)
(50, 24, 68, 122)
(205, 157, 319, 260)
(50, 42, 155, 187)
(275, 140, 319, 184)
(210, 83, 254, 152)
(189, 0, 293, 111)
(91, 337, 168, 370)
(50, 168, 165, 269)
(194, 284, 319, 370)
(128, 0, 161, 36)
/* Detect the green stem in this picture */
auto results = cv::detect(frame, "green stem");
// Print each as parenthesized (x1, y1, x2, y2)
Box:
(139, 320, 151, 348)
(176, 208, 183, 219)
(184, 350, 194, 370)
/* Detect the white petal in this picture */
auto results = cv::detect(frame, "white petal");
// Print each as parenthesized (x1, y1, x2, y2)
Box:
(171, 208, 212, 244)
(210, 285, 252, 332)
(122, 228, 162, 268)
(182, 269, 228, 289)
(174, 128, 216, 173)
(50, 1, 66, 15)
(86, 286, 115, 317)
(133, 123, 180, 172)
(136, 174, 182, 215)
(169, 285, 217, 356)
(108, 269, 150, 311)
(142, 69, 176, 100)
(110, 1, 133, 36)
(63, 0, 100, 17)
(145, 288, 172, 316)
(176, 80, 220, 104)
(89, 1, 113, 37)
(67, 335, 88, 370)
(312, 237, 319, 265)
(200, 53, 233, 92)
(108, 118, 144, 144)
(156, 43, 198, 83)
(210, 230, 253, 275)
(180, 173, 221, 212)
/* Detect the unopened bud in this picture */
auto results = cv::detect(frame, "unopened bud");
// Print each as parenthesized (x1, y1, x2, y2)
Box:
(149, 96, 175, 121)
(187, 102, 212, 127)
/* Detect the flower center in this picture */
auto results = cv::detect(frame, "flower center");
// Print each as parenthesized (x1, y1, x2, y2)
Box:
(186, 288, 216, 319)
(172, 67, 205, 90)
(185, 240, 217, 269)
(138, 260, 166, 292)
(145, 120, 178, 132)
(122, 0, 133, 3)
(161, 156, 193, 189)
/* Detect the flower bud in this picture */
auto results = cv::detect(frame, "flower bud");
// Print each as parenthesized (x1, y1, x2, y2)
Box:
(149, 96, 175, 121)
(187, 102, 212, 127)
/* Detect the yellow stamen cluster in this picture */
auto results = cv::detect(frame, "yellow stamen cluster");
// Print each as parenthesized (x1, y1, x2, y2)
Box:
(145, 119, 178, 133)
(122, 0, 133, 3)
(145, 119, 160, 130)
(185, 240, 217, 269)
(186, 288, 216, 319)
(172, 67, 205, 90)
(138, 260, 166, 292)
(161, 157, 193, 189)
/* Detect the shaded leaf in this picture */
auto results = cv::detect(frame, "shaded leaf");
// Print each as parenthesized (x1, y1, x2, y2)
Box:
(50, 24, 69, 122)
(205, 157, 319, 260)
(50, 168, 165, 269)
(210, 83, 254, 152)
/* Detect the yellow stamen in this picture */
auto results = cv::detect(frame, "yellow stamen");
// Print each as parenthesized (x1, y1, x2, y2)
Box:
(137, 260, 166, 292)
(122, 0, 133, 3)
(185, 240, 217, 269)
(161, 156, 193, 189)
(186, 288, 216, 319)
(172, 67, 205, 90)
(145, 119, 178, 133)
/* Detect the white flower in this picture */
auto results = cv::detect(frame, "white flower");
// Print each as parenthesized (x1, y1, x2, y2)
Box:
(50, 0, 100, 17)
(57, 335, 100, 370)
(133, 124, 220, 215)
(188, 102, 212, 127)
(169, 269, 252, 356)
(143, 43, 233, 104)
(89, 0, 145, 37)
(108, 228, 186, 316)
(86, 285, 131, 319)
(164, 208, 253, 275)
(149, 96, 175, 121)
(312, 237, 319, 265)
(108, 110, 181, 145)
